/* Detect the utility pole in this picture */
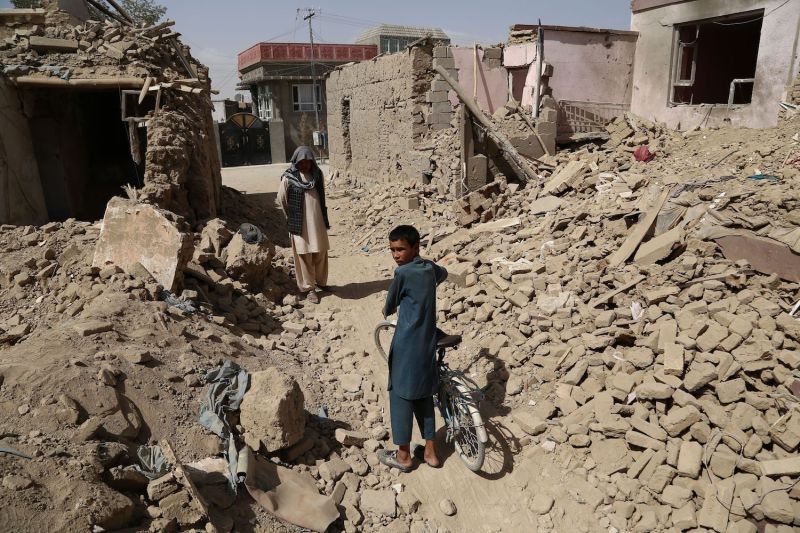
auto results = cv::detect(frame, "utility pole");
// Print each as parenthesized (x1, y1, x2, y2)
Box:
(300, 8, 321, 134)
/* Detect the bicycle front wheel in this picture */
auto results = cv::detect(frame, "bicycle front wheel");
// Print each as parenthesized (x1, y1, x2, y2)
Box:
(447, 389, 485, 472)
(373, 320, 396, 362)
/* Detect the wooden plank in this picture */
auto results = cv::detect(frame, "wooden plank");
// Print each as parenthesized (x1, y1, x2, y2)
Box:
(13, 76, 144, 89)
(589, 274, 646, 308)
(607, 188, 670, 267)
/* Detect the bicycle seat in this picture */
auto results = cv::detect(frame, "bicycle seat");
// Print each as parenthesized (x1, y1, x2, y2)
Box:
(437, 334, 462, 348)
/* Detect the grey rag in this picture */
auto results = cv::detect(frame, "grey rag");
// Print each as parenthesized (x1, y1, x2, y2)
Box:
(135, 444, 170, 479)
(198, 360, 250, 491)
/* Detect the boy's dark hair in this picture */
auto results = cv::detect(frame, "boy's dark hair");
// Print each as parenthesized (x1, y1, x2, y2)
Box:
(388, 225, 420, 246)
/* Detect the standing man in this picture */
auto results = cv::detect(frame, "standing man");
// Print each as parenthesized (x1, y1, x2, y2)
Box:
(278, 146, 330, 304)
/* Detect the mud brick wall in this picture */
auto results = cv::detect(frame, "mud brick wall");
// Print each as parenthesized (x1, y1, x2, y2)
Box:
(326, 44, 434, 183)
(141, 92, 222, 224)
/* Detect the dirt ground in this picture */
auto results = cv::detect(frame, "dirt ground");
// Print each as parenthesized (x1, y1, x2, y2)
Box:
(225, 167, 609, 533)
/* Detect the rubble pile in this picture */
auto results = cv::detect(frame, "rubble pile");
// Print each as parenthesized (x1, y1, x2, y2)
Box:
(334, 110, 800, 532)
(1, 12, 190, 80)
(0, 215, 299, 529)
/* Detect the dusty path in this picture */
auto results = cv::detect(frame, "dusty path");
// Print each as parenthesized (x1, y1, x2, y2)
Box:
(223, 167, 604, 533)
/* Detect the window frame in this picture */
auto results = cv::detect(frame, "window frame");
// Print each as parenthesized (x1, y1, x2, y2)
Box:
(256, 84, 273, 120)
(668, 10, 763, 107)
(292, 83, 322, 113)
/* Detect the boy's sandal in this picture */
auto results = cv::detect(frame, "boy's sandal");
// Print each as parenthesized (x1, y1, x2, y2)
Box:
(413, 444, 442, 469)
(377, 449, 413, 473)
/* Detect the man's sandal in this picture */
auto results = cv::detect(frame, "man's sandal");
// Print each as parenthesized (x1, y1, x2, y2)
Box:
(413, 444, 442, 468)
(377, 449, 413, 473)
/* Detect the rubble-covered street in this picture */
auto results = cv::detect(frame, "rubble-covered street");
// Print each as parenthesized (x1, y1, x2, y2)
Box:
(1, 1, 800, 532)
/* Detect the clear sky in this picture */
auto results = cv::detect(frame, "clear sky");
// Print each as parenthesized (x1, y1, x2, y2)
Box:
(1, 0, 633, 99)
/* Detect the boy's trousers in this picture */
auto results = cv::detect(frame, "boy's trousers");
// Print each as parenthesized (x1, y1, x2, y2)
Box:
(390, 389, 435, 445)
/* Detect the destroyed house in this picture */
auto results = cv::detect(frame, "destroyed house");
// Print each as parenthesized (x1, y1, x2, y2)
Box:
(630, 0, 800, 129)
(504, 24, 638, 142)
(237, 42, 378, 163)
(0, 2, 222, 227)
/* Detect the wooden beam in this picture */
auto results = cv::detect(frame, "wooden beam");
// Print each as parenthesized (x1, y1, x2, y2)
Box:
(589, 274, 646, 308)
(13, 76, 145, 89)
(434, 64, 538, 184)
(103, 0, 135, 24)
(83, 0, 130, 25)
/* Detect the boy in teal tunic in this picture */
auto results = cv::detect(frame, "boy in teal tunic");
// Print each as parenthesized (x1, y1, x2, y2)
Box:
(378, 225, 448, 472)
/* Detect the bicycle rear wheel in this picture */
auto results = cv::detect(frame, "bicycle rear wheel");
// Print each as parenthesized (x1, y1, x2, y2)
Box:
(446, 388, 485, 472)
(373, 320, 396, 362)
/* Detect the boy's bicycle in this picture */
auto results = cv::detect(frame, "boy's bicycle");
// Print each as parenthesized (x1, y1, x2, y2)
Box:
(373, 320, 487, 472)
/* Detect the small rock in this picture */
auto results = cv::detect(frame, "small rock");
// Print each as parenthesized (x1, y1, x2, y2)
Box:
(2, 474, 33, 490)
(335, 428, 370, 447)
(439, 498, 457, 516)
(531, 493, 554, 514)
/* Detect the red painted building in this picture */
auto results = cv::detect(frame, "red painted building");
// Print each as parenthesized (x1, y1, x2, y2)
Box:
(237, 42, 378, 162)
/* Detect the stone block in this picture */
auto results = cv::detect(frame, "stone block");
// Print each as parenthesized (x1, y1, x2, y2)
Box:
(318, 458, 352, 482)
(663, 343, 684, 376)
(671, 502, 696, 530)
(698, 479, 734, 532)
(467, 155, 488, 190)
(430, 101, 452, 114)
(535, 120, 557, 137)
(509, 133, 546, 161)
(660, 405, 701, 437)
(399, 196, 420, 210)
(696, 322, 729, 352)
(360, 489, 396, 518)
(433, 56, 455, 69)
(240, 368, 305, 452)
(625, 430, 665, 451)
(677, 441, 703, 478)
(93, 198, 193, 292)
(447, 262, 473, 288)
(426, 90, 449, 103)
(715, 378, 745, 404)
(433, 45, 451, 58)
(634, 382, 673, 400)
(683, 362, 717, 392)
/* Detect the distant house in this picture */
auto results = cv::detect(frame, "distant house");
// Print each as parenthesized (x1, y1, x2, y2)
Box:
(356, 24, 450, 54)
(237, 42, 378, 162)
(630, 0, 800, 129)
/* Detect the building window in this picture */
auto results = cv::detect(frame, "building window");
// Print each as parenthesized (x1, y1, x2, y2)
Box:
(292, 84, 322, 112)
(380, 36, 406, 54)
(257, 85, 272, 120)
(670, 11, 763, 106)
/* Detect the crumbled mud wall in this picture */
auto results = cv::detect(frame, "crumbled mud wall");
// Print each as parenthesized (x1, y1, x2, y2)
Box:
(326, 45, 433, 183)
(141, 91, 222, 223)
(0, 7, 223, 225)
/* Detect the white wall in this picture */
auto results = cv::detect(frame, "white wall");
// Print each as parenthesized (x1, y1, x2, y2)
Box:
(630, 0, 800, 129)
